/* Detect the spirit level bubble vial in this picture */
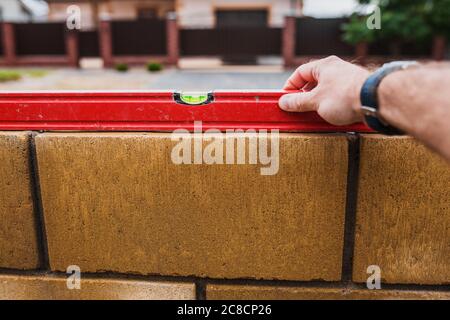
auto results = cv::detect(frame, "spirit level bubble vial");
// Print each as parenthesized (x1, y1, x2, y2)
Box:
(174, 92, 214, 105)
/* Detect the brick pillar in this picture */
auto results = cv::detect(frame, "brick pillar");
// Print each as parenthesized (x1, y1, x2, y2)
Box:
(282, 16, 296, 68)
(432, 35, 447, 61)
(1, 23, 16, 66)
(65, 30, 79, 68)
(166, 12, 179, 66)
(99, 19, 113, 68)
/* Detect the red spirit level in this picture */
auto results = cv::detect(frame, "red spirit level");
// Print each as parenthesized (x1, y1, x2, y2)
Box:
(0, 91, 372, 132)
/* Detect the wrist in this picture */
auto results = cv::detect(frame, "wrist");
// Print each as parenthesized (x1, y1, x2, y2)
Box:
(378, 67, 421, 136)
(359, 61, 418, 134)
(352, 70, 371, 119)
(378, 71, 401, 123)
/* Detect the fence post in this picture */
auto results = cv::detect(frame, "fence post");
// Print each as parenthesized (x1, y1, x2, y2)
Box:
(166, 12, 179, 66)
(65, 30, 79, 67)
(1, 22, 16, 66)
(282, 16, 296, 68)
(432, 35, 447, 61)
(99, 19, 113, 68)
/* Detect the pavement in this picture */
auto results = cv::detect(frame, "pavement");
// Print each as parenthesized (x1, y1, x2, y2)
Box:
(0, 65, 293, 91)
(151, 67, 292, 90)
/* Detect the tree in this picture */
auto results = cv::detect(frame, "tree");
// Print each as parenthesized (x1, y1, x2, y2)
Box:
(425, 0, 450, 39)
(342, 14, 376, 45)
(343, 0, 433, 54)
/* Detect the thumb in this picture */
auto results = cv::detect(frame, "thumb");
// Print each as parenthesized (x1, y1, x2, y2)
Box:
(278, 92, 318, 112)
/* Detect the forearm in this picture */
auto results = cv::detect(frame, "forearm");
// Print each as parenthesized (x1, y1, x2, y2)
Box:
(378, 64, 450, 160)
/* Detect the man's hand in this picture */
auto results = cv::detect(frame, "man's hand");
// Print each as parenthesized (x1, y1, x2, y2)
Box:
(278, 56, 370, 125)
(279, 56, 450, 161)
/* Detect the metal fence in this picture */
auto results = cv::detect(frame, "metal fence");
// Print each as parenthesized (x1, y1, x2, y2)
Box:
(180, 27, 282, 56)
(295, 18, 353, 56)
(14, 22, 66, 55)
(78, 30, 99, 57)
(369, 40, 432, 57)
(111, 19, 167, 55)
(0, 17, 438, 66)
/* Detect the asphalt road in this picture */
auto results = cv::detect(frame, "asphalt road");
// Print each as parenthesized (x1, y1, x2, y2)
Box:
(151, 69, 292, 90)
(0, 67, 293, 91)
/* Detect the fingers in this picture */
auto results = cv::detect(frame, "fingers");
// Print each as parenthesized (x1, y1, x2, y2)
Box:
(283, 60, 320, 90)
(278, 91, 318, 112)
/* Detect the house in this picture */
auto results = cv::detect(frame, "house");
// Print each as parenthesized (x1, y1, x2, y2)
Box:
(176, 0, 303, 28)
(45, 0, 304, 29)
(0, 0, 49, 22)
(302, 0, 357, 18)
(46, 0, 176, 29)
(23, 0, 358, 28)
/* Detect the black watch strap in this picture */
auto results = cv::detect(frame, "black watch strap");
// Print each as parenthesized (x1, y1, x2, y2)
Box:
(360, 61, 418, 135)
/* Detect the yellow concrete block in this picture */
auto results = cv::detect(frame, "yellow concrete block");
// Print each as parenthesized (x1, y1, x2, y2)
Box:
(0, 132, 40, 269)
(0, 274, 195, 300)
(206, 284, 450, 300)
(354, 135, 450, 284)
(36, 132, 348, 281)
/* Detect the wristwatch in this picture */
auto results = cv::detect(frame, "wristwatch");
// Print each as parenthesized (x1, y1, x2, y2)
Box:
(360, 61, 418, 135)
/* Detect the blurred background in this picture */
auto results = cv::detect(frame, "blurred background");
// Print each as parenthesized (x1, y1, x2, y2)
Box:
(0, 0, 448, 90)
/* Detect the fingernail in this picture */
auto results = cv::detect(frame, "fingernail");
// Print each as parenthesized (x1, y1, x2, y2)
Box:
(278, 95, 290, 110)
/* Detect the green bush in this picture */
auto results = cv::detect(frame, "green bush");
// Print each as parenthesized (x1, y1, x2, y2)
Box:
(115, 63, 129, 72)
(147, 62, 163, 72)
(0, 70, 22, 82)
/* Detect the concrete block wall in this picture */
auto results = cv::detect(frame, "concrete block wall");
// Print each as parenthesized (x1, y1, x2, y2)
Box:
(0, 132, 449, 300)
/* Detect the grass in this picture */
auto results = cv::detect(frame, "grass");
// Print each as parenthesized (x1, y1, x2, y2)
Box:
(0, 69, 49, 83)
(0, 70, 22, 82)
(22, 69, 48, 78)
